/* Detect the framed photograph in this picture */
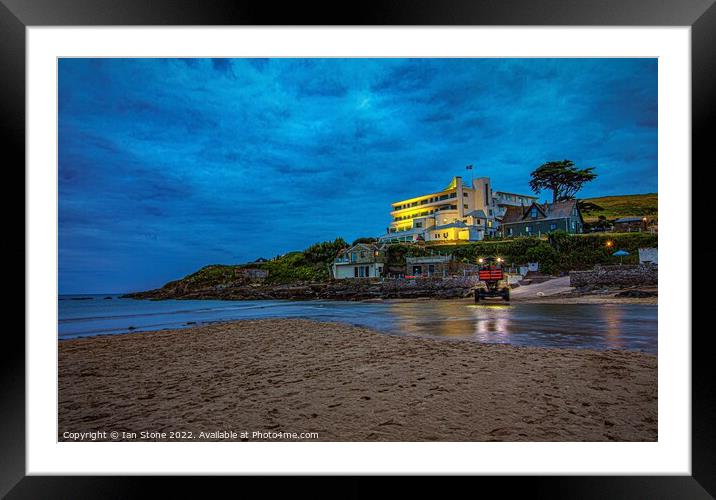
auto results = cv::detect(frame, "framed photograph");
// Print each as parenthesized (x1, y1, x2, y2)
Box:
(5, 0, 712, 494)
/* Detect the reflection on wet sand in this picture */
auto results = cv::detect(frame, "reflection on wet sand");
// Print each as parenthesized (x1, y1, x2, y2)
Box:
(382, 300, 656, 352)
(603, 305, 625, 350)
(469, 304, 512, 344)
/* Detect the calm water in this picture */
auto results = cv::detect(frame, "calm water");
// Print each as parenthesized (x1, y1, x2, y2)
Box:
(59, 295, 657, 352)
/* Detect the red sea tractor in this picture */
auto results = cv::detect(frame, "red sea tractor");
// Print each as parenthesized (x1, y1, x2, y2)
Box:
(475, 257, 510, 302)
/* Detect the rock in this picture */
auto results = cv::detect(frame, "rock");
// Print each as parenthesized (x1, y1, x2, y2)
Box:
(615, 290, 657, 298)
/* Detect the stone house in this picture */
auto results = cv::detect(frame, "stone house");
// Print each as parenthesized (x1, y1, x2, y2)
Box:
(405, 254, 453, 277)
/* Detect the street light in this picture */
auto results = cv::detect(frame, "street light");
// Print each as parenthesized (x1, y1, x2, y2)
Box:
(605, 240, 613, 248)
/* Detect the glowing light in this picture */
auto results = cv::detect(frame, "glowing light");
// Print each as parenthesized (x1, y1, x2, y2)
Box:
(496, 257, 503, 263)
(605, 240, 613, 248)
(478, 258, 484, 263)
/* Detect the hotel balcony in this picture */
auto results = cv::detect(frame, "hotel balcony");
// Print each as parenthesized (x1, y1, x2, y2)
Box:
(390, 191, 459, 215)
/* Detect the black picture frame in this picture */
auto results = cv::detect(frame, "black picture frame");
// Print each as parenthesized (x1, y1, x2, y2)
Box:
(3, 0, 711, 495)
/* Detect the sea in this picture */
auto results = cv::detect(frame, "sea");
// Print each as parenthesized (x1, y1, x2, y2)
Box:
(58, 294, 658, 353)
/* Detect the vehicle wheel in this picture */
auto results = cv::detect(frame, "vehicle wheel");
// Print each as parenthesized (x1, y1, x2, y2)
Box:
(502, 288, 510, 301)
(475, 290, 481, 302)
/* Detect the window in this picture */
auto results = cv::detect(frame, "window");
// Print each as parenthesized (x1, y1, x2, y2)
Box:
(354, 267, 359, 277)
(463, 192, 468, 197)
(526, 226, 531, 233)
(428, 264, 435, 274)
(464, 204, 468, 209)
(450, 192, 456, 198)
(550, 223, 557, 230)
(350, 252, 357, 262)
(507, 228, 513, 236)
(530, 208, 538, 218)
(443, 233, 448, 238)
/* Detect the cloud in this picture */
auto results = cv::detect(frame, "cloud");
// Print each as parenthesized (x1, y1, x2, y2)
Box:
(58, 58, 657, 293)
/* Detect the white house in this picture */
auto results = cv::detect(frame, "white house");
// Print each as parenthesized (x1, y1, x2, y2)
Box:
(332, 243, 386, 279)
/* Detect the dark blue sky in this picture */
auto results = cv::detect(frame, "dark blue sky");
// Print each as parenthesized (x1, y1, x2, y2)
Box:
(59, 58, 657, 293)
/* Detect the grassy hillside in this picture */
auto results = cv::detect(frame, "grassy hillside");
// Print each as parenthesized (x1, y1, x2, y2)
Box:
(581, 193, 658, 222)
(154, 238, 348, 292)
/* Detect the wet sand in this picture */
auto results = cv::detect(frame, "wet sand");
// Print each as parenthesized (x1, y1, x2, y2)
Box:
(59, 319, 657, 442)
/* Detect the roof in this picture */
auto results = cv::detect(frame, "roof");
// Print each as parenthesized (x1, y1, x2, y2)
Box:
(336, 242, 385, 256)
(614, 216, 645, 223)
(433, 220, 468, 230)
(464, 209, 487, 219)
(406, 255, 452, 264)
(501, 199, 581, 224)
(500, 205, 527, 223)
(546, 199, 580, 219)
(494, 191, 538, 199)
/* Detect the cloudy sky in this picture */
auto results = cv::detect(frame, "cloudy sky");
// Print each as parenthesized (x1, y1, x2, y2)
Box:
(59, 58, 657, 293)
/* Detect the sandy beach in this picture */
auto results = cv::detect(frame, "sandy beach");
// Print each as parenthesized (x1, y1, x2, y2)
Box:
(59, 318, 657, 442)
